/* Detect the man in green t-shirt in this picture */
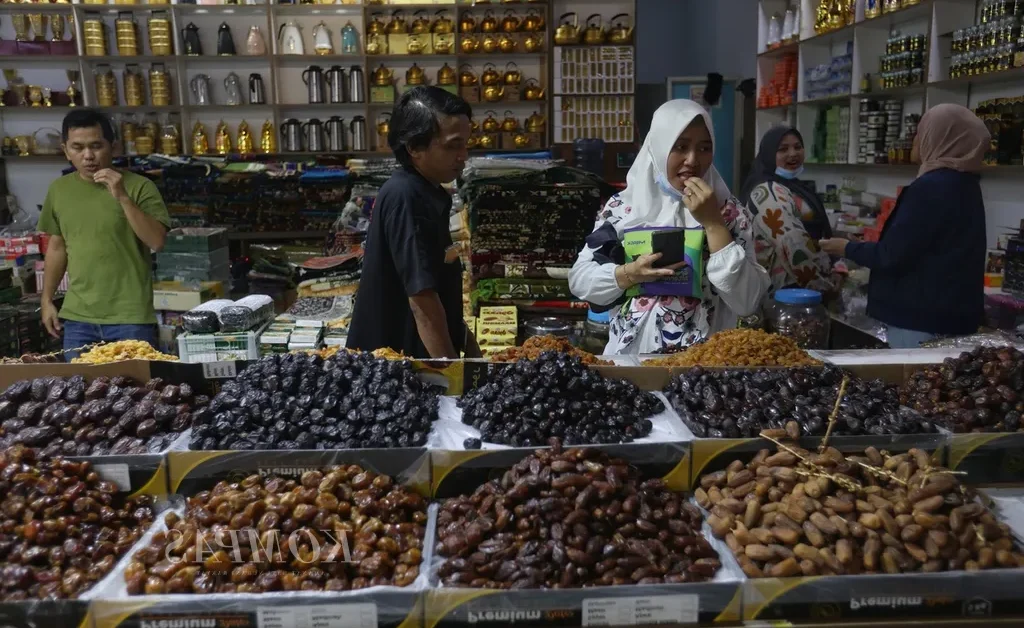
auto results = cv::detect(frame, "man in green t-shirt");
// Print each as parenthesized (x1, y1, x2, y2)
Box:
(38, 109, 170, 359)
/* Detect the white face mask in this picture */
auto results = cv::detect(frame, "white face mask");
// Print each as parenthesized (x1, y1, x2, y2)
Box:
(775, 165, 804, 179)
(655, 173, 684, 201)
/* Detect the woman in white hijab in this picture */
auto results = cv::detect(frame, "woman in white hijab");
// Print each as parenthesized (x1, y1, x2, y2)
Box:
(569, 99, 769, 355)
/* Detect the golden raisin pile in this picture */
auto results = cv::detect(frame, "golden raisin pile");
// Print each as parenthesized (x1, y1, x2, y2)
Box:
(645, 329, 820, 367)
(488, 335, 611, 365)
(72, 340, 178, 364)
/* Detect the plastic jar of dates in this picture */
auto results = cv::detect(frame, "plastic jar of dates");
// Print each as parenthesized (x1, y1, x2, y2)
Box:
(765, 288, 830, 350)
(582, 309, 610, 355)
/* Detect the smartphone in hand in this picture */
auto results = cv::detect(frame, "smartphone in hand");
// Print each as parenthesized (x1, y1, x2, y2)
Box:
(651, 228, 686, 268)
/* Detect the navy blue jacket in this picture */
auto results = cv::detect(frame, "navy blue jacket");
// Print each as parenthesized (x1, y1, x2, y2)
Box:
(845, 168, 986, 336)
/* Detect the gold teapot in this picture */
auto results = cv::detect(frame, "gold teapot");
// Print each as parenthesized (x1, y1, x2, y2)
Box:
(554, 12, 580, 45)
(480, 10, 498, 33)
(522, 9, 544, 32)
(191, 121, 209, 155)
(481, 111, 500, 133)
(237, 120, 253, 154)
(411, 10, 431, 35)
(458, 64, 478, 86)
(460, 35, 479, 53)
(407, 36, 425, 54)
(482, 84, 504, 102)
(583, 14, 604, 45)
(437, 62, 457, 86)
(523, 33, 543, 53)
(467, 135, 479, 149)
(523, 78, 545, 100)
(501, 9, 520, 33)
(459, 11, 476, 33)
(481, 63, 500, 86)
(513, 133, 530, 148)
(377, 112, 391, 137)
(471, 119, 480, 134)
(386, 10, 407, 35)
(371, 64, 394, 86)
(481, 33, 499, 53)
(606, 13, 633, 44)
(503, 61, 521, 85)
(214, 121, 232, 155)
(260, 119, 276, 153)
(498, 34, 517, 53)
(500, 110, 519, 132)
(478, 133, 495, 149)
(525, 111, 545, 133)
(368, 13, 386, 36)
(433, 10, 454, 34)
(405, 63, 425, 86)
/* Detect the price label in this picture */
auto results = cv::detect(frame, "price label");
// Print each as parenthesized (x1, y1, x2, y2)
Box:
(257, 604, 377, 628)
(582, 595, 698, 626)
(93, 463, 131, 491)
(202, 361, 237, 379)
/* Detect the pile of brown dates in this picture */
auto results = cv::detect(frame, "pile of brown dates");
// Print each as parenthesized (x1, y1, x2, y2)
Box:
(0, 446, 155, 600)
(124, 465, 428, 594)
(0, 376, 209, 456)
(436, 440, 721, 588)
(901, 346, 1024, 433)
(698, 445, 1024, 577)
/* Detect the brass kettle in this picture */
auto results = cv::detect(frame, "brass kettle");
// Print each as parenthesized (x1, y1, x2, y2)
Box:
(438, 62, 457, 85)
(411, 10, 431, 35)
(481, 63, 501, 86)
(371, 64, 394, 86)
(498, 34, 517, 53)
(386, 10, 407, 35)
(607, 13, 633, 44)
(554, 12, 580, 45)
(433, 10, 454, 34)
(478, 133, 495, 149)
(503, 61, 521, 85)
(523, 77, 545, 100)
(407, 37, 426, 54)
(481, 111, 500, 133)
(501, 9, 520, 33)
(522, 9, 544, 32)
(460, 35, 479, 53)
(583, 14, 604, 45)
(482, 84, 504, 102)
(458, 63, 478, 86)
(459, 11, 476, 33)
(481, 33, 499, 53)
(523, 33, 543, 53)
(513, 133, 530, 148)
(406, 63, 425, 86)
(480, 10, 498, 33)
(467, 135, 479, 149)
(368, 13, 386, 36)
(501, 110, 519, 132)
(377, 112, 391, 137)
(525, 111, 545, 133)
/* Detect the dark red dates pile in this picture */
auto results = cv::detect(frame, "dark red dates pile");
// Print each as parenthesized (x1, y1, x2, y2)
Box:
(436, 441, 721, 589)
(0, 376, 209, 456)
(901, 346, 1024, 433)
(0, 446, 155, 600)
(125, 465, 428, 594)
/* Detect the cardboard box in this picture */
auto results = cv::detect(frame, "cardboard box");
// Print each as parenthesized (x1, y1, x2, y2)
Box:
(459, 85, 480, 104)
(152, 281, 226, 312)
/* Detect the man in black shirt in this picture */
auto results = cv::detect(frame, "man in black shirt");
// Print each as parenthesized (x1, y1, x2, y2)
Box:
(348, 86, 472, 358)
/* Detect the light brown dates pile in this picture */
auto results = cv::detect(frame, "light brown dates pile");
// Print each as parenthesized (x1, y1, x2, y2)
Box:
(0, 446, 155, 600)
(436, 441, 721, 589)
(697, 445, 1024, 578)
(124, 465, 427, 594)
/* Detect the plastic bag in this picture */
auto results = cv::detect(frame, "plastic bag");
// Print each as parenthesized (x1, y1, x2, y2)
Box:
(181, 299, 233, 334)
(218, 295, 274, 332)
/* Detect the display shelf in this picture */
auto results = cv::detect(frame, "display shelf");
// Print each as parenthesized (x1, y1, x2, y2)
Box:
(81, 55, 178, 63)
(0, 55, 80, 64)
(928, 67, 1024, 90)
(0, 154, 67, 161)
(173, 4, 270, 15)
(798, 93, 852, 106)
(184, 54, 274, 64)
(0, 106, 77, 114)
(99, 105, 181, 113)
(0, 3, 72, 12)
(275, 102, 370, 109)
(184, 104, 275, 112)
(273, 53, 362, 62)
(457, 52, 548, 60)
(757, 40, 799, 59)
(273, 3, 362, 14)
(855, 84, 926, 100)
(756, 103, 796, 112)
(366, 53, 459, 61)
(225, 230, 330, 241)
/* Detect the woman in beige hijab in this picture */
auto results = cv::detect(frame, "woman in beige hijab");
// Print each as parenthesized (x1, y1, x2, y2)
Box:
(819, 104, 991, 348)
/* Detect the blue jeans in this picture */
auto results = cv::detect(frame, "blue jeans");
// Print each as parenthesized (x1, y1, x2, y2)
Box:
(62, 321, 157, 361)
(886, 325, 936, 349)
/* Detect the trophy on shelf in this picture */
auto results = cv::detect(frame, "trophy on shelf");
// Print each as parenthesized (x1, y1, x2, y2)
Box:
(12, 14, 29, 42)
(28, 14, 47, 42)
(28, 85, 42, 107)
(5, 70, 28, 107)
(0, 89, 4, 108)
(42, 87, 52, 107)
(66, 69, 80, 107)
(51, 14, 65, 42)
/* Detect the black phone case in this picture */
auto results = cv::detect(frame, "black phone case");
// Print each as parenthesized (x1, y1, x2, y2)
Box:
(651, 229, 686, 268)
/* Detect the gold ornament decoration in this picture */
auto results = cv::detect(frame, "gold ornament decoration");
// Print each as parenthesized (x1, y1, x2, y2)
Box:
(481, 110, 500, 133)
(214, 121, 232, 155)
(260, 119, 277, 154)
(191, 121, 209, 155)
(237, 120, 253, 154)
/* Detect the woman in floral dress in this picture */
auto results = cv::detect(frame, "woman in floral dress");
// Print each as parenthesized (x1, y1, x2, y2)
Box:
(568, 100, 769, 355)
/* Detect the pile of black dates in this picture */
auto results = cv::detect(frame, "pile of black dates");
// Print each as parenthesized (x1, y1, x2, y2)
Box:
(0, 376, 207, 456)
(190, 352, 440, 450)
(458, 352, 662, 447)
(665, 365, 936, 438)
(902, 346, 1024, 433)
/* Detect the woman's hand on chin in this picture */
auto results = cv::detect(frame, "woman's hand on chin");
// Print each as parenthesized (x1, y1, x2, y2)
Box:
(682, 177, 724, 229)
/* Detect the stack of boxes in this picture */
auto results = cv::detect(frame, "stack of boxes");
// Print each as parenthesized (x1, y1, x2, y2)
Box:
(288, 324, 324, 353)
(476, 306, 517, 358)
(758, 53, 797, 109)
(814, 104, 851, 164)
(259, 318, 295, 356)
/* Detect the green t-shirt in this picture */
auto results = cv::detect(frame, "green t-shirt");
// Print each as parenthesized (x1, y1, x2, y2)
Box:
(37, 171, 170, 324)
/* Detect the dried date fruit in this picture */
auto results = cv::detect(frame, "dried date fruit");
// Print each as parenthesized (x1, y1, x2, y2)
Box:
(645, 329, 819, 367)
(488, 336, 611, 365)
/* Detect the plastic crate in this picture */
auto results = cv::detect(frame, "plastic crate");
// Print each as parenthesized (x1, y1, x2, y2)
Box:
(154, 262, 230, 283)
(33, 261, 69, 294)
(177, 321, 268, 363)
(163, 228, 229, 254)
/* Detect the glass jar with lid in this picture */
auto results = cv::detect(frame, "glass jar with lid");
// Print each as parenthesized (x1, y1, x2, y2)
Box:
(765, 289, 831, 349)
(582, 309, 610, 356)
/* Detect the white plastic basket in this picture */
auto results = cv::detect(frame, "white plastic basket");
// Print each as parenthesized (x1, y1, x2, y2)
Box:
(177, 321, 269, 363)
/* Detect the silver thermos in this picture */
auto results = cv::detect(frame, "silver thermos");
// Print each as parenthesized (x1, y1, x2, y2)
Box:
(302, 65, 325, 104)
(350, 115, 367, 151)
(304, 118, 325, 152)
(348, 65, 365, 103)
(248, 73, 266, 105)
(326, 116, 346, 151)
(326, 65, 346, 104)
(281, 118, 303, 152)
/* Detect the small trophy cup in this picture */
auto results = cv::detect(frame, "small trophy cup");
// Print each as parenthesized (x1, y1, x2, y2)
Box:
(11, 14, 29, 42)
(43, 87, 52, 107)
(66, 70, 80, 107)
(51, 14, 65, 42)
(28, 14, 47, 42)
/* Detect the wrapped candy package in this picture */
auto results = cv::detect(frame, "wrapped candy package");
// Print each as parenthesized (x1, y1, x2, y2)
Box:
(181, 299, 233, 334)
(218, 294, 274, 332)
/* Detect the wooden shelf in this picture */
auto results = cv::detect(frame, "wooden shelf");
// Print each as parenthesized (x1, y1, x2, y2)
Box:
(184, 54, 273, 63)
(98, 105, 182, 113)
(0, 106, 76, 113)
(184, 104, 274, 112)
(0, 4, 72, 12)
(274, 53, 363, 62)
(798, 93, 852, 106)
(173, 4, 268, 15)
(854, 84, 926, 100)
(83, 55, 177, 63)
(757, 41, 798, 59)
(0, 55, 79, 64)
(275, 102, 369, 109)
